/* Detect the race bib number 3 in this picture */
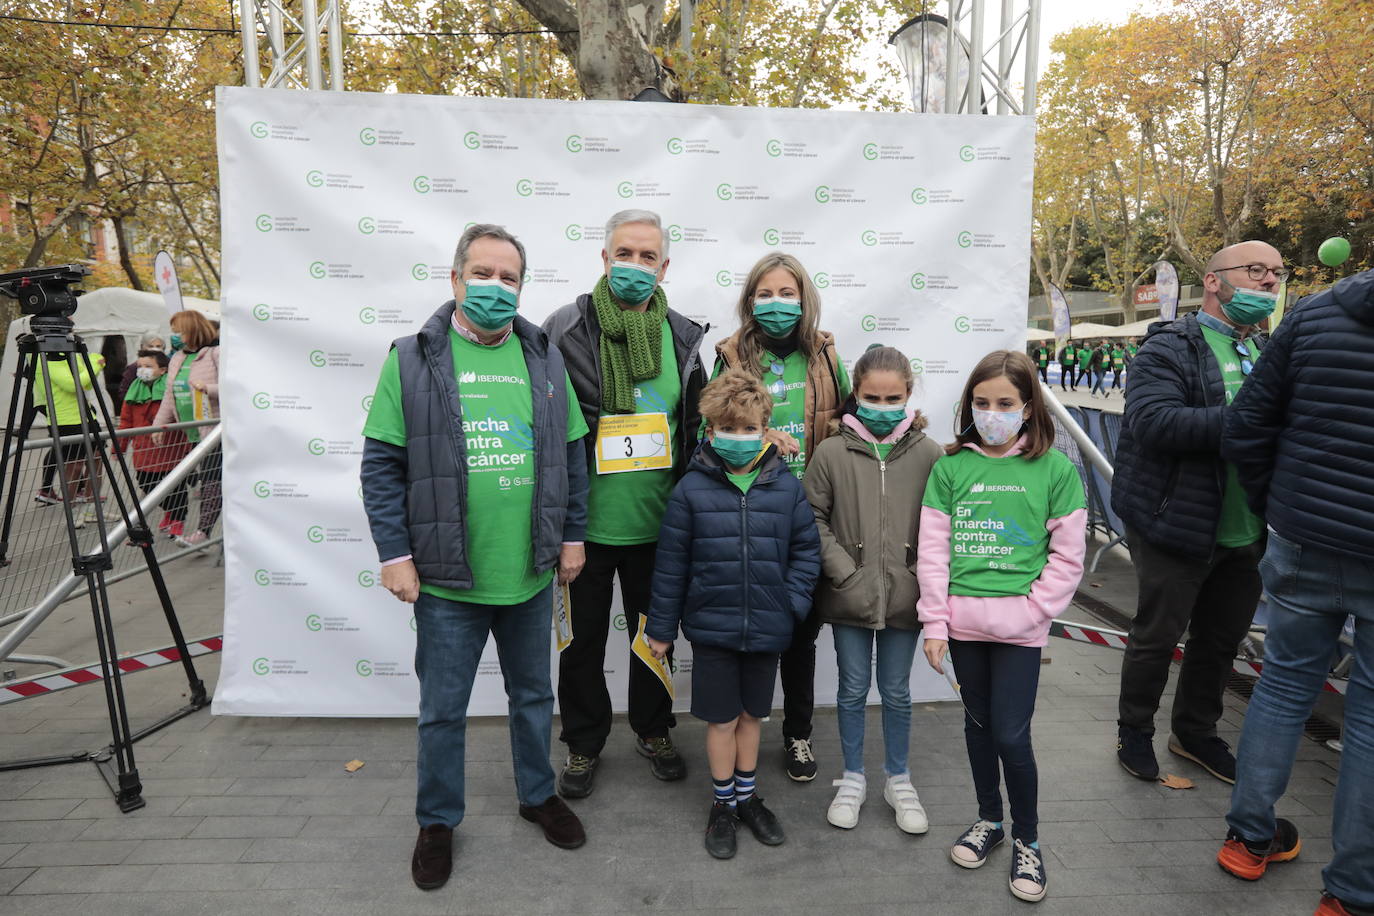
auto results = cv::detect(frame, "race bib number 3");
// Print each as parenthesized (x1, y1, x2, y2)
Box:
(595, 412, 672, 475)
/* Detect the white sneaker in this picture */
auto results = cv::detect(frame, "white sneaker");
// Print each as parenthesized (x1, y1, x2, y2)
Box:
(826, 772, 866, 829)
(884, 773, 929, 834)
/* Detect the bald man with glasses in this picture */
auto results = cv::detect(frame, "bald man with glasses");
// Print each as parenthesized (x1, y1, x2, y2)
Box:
(1110, 240, 1285, 785)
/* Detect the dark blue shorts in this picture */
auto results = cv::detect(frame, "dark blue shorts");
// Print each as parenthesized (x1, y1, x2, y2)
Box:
(689, 643, 779, 723)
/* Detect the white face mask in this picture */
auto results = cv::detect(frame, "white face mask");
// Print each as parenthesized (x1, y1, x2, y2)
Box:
(136, 367, 156, 382)
(971, 407, 1025, 447)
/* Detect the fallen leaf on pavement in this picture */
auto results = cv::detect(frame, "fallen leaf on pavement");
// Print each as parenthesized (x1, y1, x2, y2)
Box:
(344, 759, 365, 773)
(1159, 773, 1194, 789)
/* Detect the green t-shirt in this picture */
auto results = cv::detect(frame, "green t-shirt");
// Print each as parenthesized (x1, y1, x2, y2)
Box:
(1127, 344, 1139, 357)
(1061, 348, 1076, 365)
(1077, 347, 1091, 366)
(585, 320, 680, 546)
(362, 328, 589, 605)
(922, 447, 1086, 597)
(726, 466, 763, 493)
(1111, 348, 1126, 370)
(1034, 348, 1049, 367)
(172, 352, 203, 443)
(709, 347, 852, 481)
(873, 442, 894, 460)
(1199, 324, 1264, 548)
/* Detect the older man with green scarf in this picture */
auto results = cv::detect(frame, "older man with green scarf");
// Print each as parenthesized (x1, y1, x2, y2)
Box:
(543, 209, 707, 797)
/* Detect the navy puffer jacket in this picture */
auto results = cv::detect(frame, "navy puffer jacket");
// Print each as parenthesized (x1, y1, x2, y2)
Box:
(1110, 312, 1266, 556)
(1223, 269, 1374, 558)
(647, 444, 821, 653)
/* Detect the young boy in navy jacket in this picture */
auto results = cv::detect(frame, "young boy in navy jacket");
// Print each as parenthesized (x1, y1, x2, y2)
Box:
(646, 369, 821, 860)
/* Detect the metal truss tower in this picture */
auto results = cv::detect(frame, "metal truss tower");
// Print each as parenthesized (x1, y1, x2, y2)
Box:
(239, 0, 345, 90)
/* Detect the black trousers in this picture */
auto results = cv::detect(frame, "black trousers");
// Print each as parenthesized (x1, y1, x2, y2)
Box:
(779, 600, 823, 740)
(558, 541, 675, 756)
(1117, 527, 1264, 739)
(135, 469, 189, 522)
(1037, 365, 1048, 385)
(1059, 365, 1073, 391)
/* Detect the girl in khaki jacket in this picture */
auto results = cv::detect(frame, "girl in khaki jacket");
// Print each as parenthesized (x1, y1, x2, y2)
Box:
(803, 345, 942, 835)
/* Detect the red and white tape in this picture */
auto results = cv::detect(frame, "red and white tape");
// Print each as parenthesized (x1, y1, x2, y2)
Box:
(1049, 620, 1347, 696)
(0, 636, 222, 705)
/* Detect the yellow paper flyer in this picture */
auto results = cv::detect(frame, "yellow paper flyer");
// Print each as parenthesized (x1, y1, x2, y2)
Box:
(632, 613, 675, 699)
(553, 584, 573, 653)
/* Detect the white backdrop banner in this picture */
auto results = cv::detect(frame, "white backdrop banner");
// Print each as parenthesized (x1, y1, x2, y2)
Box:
(214, 86, 1035, 716)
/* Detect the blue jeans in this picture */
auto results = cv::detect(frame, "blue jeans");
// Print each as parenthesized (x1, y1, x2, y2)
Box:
(832, 623, 920, 776)
(949, 639, 1042, 844)
(1091, 368, 1108, 394)
(414, 584, 556, 828)
(1228, 532, 1374, 908)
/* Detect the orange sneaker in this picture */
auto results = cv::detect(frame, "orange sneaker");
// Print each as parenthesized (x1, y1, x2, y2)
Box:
(1217, 817, 1301, 880)
(1316, 891, 1374, 916)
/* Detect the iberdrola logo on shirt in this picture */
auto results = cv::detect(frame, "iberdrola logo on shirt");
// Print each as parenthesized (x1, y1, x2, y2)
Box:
(970, 482, 1026, 494)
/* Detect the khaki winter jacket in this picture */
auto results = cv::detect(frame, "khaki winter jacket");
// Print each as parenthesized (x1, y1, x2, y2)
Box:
(803, 417, 942, 630)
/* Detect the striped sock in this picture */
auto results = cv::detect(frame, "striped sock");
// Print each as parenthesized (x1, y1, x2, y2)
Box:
(713, 777, 736, 808)
(734, 768, 757, 804)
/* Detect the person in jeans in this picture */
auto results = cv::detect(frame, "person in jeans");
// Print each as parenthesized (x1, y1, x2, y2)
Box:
(543, 209, 706, 794)
(1216, 267, 1374, 916)
(361, 224, 590, 891)
(804, 345, 941, 833)
(1110, 240, 1283, 785)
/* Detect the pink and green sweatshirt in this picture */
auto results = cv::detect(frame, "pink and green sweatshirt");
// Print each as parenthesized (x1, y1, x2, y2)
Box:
(916, 438, 1087, 647)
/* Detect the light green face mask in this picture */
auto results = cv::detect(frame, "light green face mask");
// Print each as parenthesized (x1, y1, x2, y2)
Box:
(461, 278, 519, 330)
(752, 297, 802, 338)
(608, 261, 658, 305)
(1221, 284, 1278, 326)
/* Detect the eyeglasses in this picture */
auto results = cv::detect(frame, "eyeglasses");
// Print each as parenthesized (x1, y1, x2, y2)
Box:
(1233, 339, 1254, 376)
(1215, 264, 1290, 282)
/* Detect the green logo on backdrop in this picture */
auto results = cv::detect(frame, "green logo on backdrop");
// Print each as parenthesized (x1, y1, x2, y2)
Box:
(762, 228, 780, 246)
(954, 315, 971, 333)
(813, 272, 830, 289)
(412, 175, 430, 193)
(308, 261, 326, 279)
(860, 230, 878, 247)
(357, 570, 376, 588)
(254, 569, 271, 586)
(910, 358, 925, 375)
(666, 137, 684, 155)
(361, 395, 374, 412)
(250, 121, 268, 139)
(306, 170, 324, 188)
(463, 131, 480, 150)
(252, 657, 270, 675)
(911, 187, 928, 205)
(565, 224, 583, 241)
(957, 230, 973, 248)
(357, 216, 376, 235)
(253, 480, 271, 498)
(359, 306, 377, 324)
(255, 214, 273, 232)
(356, 660, 373, 677)
(860, 315, 878, 332)
(252, 304, 271, 321)
(307, 438, 326, 455)
(307, 525, 325, 543)
(309, 349, 326, 368)
(765, 139, 782, 158)
(814, 185, 831, 203)
(515, 178, 534, 197)
(715, 270, 732, 288)
(959, 144, 974, 162)
(667, 224, 683, 243)
(910, 272, 926, 290)
(251, 392, 271, 410)
(862, 142, 879, 161)
(613, 614, 627, 632)
(565, 134, 583, 153)
(715, 183, 733, 201)
(306, 614, 322, 631)
(359, 127, 377, 146)
(411, 263, 429, 282)
(616, 181, 634, 199)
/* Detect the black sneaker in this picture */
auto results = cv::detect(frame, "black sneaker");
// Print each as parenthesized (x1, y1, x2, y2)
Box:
(705, 802, 737, 859)
(951, 819, 1006, 869)
(1168, 733, 1236, 784)
(736, 795, 785, 846)
(557, 752, 598, 799)
(635, 734, 687, 781)
(1117, 725, 1159, 781)
(784, 737, 817, 782)
(1009, 838, 1048, 902)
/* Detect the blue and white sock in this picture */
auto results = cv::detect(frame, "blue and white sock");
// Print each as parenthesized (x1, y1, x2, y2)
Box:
(713, 777, 736, 808)
(734, 768, 757, 805)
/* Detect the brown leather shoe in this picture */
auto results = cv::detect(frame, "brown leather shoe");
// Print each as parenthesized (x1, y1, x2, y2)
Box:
(411, 824, 453, 890)
(518, 795, 586, 849)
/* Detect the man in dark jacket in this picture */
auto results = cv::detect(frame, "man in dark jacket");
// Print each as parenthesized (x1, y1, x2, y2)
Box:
(1110, 240, 1285, 784)
(542, 209, 707, 796)
(1215, 269, 1374, 915)
(1058, 339, 1077, 391)
(360, 225, 590, 891)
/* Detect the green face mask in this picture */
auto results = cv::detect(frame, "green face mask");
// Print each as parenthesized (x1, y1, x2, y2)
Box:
(608, 261, 658, 305)
(169, 334, 183, 351)
(855, 401, 906, 437)
(461, 279, 519, 331)
(752, 297, 802, 338)
(711, 430, 763, 468)
(1221, 285, 1278, 326)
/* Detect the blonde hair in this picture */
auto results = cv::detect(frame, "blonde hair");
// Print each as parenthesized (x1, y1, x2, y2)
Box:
(731, 252, 821, 370)
(170, 310, 217, 351)
(699, 369, 773, 430)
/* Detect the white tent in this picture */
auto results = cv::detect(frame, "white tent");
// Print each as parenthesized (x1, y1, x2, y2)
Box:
(1, 287, 220, 430)
(1026, 327, 1056, 342)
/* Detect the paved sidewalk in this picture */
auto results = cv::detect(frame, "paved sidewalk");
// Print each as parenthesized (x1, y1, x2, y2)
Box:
(0, 541, 1343, 915)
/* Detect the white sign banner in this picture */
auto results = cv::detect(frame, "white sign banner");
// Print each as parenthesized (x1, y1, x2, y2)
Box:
(214, 87, 1035, 716)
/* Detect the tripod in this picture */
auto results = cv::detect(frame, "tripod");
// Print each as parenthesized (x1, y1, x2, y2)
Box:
(0, 314, 208, 812)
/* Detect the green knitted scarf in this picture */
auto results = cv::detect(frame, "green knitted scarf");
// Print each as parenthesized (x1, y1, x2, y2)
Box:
(593, 275, 668, 414)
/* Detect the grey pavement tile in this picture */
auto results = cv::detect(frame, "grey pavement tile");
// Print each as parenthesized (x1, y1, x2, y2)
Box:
(186, 815, 308, 839)
(238, 837, 361, 863)
(1218, 889, 1331, 916)
(223, 776, 413, 797)
(0, 890, 335, 916)
(260, 860, 404, 891)
(76, 815, 202, 841)
(163, 743, 267, 763)
(1098, 817, 1218, 843)
(172, 795, 287, 817)
(146, 862, 274, 891)
(0, 868, 36, 895)
(123, 838, 254, 865)
(1141, 862, 1329, 896)
(0, 820, 95, 843)
(0, 845, 22, 867)
(1028, 893, 1236, 915)
(7, 863, 159, 894)
(1049, 841, 1170, 870)
(1046, 865, 1160, 897)
(0, 798, 82, 820)
(0, 776, 42, 800)
(6, 840, 138, 867)
(276, 795, 389, 816)
(298, 814, 430, 838)
(63, 795, 187, 819)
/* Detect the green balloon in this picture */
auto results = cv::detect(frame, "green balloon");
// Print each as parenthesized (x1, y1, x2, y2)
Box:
(1318, 236, 1351, 267)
